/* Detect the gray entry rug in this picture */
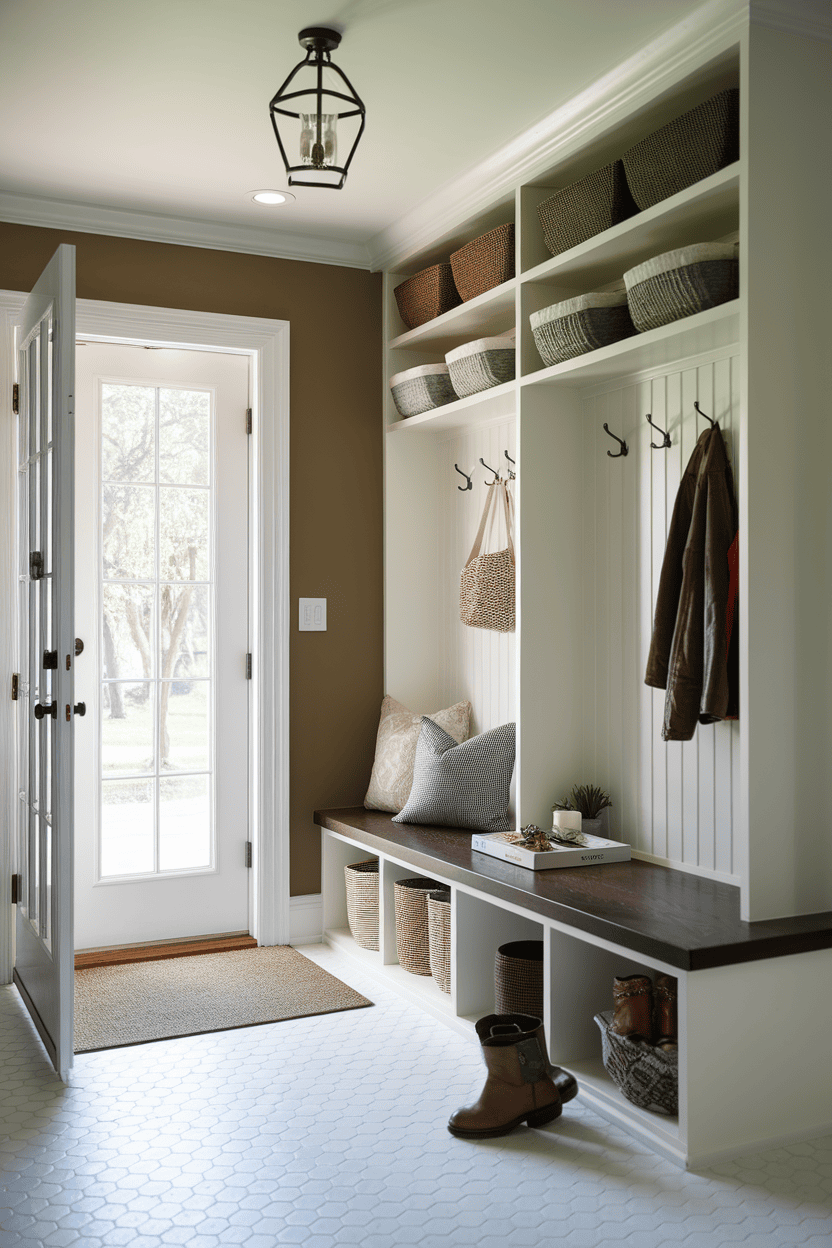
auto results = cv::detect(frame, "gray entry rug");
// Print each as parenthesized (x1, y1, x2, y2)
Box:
(74, 945, 373, 1052)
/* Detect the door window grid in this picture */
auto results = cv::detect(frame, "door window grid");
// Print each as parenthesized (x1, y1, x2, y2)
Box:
(97, 383, 215, 881)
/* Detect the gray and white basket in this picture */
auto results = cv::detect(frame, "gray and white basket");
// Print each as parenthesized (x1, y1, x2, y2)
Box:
(595, 1010, 678, 1116)
(624, 242, 739, 333)
(530, 292, 636, 367)
(389, 363, 457, 419)
(445, 336, 515, 398)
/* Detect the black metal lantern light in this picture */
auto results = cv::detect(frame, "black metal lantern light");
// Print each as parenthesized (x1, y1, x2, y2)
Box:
(269, 27, 365, 190)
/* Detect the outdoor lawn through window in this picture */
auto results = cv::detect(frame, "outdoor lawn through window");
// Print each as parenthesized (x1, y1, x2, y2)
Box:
(99, 383, 213, 877)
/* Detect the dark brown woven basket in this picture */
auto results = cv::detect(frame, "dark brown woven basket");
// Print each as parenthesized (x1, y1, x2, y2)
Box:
(394, 264, 462, 330)
(495, 940, 544, 1020)
(394, 877, 442, 975)
(450, 223, 515, 303)
(427, 889, 451, 994)
(622, 88, 739, 209)
(537, 161, 638, 257)
(595, 1010, 678, 1115)
(344, 859, 379, 951)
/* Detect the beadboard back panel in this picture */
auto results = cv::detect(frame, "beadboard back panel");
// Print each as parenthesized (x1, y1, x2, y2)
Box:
(438, 418, 517, 738)
(581, 351, 740, 881)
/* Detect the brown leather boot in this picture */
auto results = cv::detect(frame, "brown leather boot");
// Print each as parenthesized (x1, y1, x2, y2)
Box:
(653, 974, 678, 1050)
(448, 1014, 572, 1139)
(611, 975, 653, 1041)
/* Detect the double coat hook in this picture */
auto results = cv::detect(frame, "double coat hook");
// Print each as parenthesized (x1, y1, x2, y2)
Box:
(454, 464, 473, 491)
(694, 401, 716, 426)
(646, 413, 672, 449)
(603, 423, 628, 458)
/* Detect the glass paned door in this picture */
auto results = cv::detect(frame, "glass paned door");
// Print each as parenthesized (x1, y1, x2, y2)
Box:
(14, 244, 76, 1080)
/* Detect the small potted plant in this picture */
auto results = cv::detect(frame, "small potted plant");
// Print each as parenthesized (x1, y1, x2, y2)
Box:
(553, 784, 613, 837)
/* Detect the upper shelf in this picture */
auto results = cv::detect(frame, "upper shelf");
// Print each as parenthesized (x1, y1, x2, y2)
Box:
(389, 278, 516, 353)
(521, 164, 740, 292)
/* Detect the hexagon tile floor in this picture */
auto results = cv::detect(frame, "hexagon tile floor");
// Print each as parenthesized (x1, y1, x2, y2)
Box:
(2, 945, 831, 1248)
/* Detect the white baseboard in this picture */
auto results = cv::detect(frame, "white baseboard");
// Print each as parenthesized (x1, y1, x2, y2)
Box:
(289, 894, 323, 944)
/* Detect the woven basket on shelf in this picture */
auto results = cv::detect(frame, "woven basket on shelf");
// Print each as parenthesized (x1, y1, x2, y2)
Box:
(537, 161, 638, 257)
(394, 264, 462, 330)
(389, 363, 457, 418)
(530, 292, 636, 367)
(450, 223, 515, 302)
(595, 1010, 678, 1116)
(623, 88, 739, 210)
(445, 337, 515, 398)
(395, 877, 442, 975)
(495, 940, 544, 1021)
(427, 889, 452, 994)
(623, 242, 739, 333)
(344, 859, 379, 951)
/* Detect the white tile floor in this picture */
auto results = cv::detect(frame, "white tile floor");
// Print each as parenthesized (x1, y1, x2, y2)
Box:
(1, 943, 831, 1248)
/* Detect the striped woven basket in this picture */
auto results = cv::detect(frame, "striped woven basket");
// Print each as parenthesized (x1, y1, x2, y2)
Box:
(623, 242, 739, 333)
(394, 264, 462, 330)
(427, 889, 452, 994)
(595, 1010, 678, 1116)
(537, 160, 638, 257)
(530, 292, 636, 367)
(450, 223, 515, 302)
(495, 940, 544, 1021)
(395, 877, 442, 975)
(445, 337, 515, 398)
(344, 859, 379, 951)
(623, 88, 739, 210)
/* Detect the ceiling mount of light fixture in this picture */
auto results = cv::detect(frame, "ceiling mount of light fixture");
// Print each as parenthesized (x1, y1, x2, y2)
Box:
(269, 25, 366, 190)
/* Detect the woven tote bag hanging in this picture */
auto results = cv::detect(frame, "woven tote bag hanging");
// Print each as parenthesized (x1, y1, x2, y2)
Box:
(427, 889, 452, 994)
(344, 859, 380, 950)
(394, 877, 442, 975)
(495, 940, 544, 1021)
(460, 481, 516, 632)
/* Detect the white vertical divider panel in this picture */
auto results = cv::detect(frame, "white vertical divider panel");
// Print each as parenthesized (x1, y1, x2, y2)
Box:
(438, 418, 516, 737)
(582, 350, 740, 881)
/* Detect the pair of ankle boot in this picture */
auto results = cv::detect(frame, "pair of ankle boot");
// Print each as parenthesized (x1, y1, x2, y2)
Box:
(612, 973, 677, 1049)
(448, 1013, 578, 1139)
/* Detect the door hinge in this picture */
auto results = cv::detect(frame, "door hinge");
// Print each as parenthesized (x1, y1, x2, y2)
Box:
(246, 653, 252, 680)
(245, 841, 253, 868)
(246, 408, 252, 435)
(11, 674, 19, 701)
(12, 383, 19, 414)
(11, 874, 21, 904)
(29, 551, 44, 581)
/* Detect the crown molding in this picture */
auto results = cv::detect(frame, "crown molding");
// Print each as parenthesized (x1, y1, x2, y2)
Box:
(751, 0, 832, 41)
(0, 190, 373, 270)
(367, 0, 749, 272)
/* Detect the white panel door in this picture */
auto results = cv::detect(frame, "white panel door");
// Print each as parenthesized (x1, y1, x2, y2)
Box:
(74, 344, 251, 949)
(14, 243, 76, 1080)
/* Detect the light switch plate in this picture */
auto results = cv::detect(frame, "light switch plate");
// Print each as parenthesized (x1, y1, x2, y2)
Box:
(299, 597, 327, 631)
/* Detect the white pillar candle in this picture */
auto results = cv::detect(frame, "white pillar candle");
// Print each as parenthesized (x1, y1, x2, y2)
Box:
(552, 809, 582, 833)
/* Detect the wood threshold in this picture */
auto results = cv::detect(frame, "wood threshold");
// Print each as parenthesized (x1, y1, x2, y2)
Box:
(75, 934, 257, 970)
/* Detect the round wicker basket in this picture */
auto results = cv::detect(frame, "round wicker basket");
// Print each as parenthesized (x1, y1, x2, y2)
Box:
(394, 877, 442, 975)
(495, 940, 544, 1020)
(427, 889, 451, 994)
(344, 859, 379, 951)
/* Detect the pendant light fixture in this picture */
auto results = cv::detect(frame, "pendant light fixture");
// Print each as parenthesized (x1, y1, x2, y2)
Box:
(269, 27, 366, 190)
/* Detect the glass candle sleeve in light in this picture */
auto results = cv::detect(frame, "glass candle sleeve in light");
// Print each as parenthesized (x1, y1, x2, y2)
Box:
(299, 113, 338, 168)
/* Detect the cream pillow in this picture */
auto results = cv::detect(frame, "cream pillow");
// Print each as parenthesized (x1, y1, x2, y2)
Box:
(364, 695, 472, 814)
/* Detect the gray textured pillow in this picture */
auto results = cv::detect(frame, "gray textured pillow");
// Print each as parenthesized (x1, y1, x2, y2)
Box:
(393, 718, 515, 832)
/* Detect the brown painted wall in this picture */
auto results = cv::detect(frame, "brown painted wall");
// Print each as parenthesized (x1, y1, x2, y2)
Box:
(0, 222, 383, 897)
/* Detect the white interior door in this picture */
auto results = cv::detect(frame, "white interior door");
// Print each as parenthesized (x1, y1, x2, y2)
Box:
(74, 343, 251, 949)
(14, 243, 76, 1080)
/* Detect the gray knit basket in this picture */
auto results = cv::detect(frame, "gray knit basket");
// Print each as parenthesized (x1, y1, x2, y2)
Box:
(595, 1010, 678, 1116)
(624, 242, 739, 333)
(427, 889, 452, 995)
(537, 160, 638, 257)
(623, 88, 740, 210)
(390, 364, 457, 418)
(445, 337, 515, 398)
(530, 293, 636, 367)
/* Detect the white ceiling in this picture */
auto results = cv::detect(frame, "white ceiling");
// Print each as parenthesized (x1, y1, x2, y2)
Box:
(1, 0, 719, 267)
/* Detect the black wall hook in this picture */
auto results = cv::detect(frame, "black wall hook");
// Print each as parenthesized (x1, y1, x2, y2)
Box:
(646, 413, 671, 449)
(480, 457, 501, 484)
(694, 401, 716, 426)
(603, 423, 629, 458)
(504, 451, 516, 480)
(454, 464, 473, 491)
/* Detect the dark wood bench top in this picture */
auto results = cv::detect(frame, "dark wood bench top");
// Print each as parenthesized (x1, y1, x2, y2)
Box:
(316, 807, 832, 972)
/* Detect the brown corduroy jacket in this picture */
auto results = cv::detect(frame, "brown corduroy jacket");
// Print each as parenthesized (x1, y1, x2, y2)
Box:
(645, 425, 738, 742)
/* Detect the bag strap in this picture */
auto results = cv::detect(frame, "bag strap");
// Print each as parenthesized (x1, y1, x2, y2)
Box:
(502, 482, 515, 560)
(464, 481, 499, 565)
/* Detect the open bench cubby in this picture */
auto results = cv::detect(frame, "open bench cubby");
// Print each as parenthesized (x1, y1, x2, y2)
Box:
(318, 808, 832, 1169)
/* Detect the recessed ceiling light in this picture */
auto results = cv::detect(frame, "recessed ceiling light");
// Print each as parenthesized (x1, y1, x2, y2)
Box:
(248, 189, 296, 205)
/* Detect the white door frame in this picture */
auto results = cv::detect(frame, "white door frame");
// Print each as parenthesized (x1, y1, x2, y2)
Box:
(0, 294, 291, 978)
